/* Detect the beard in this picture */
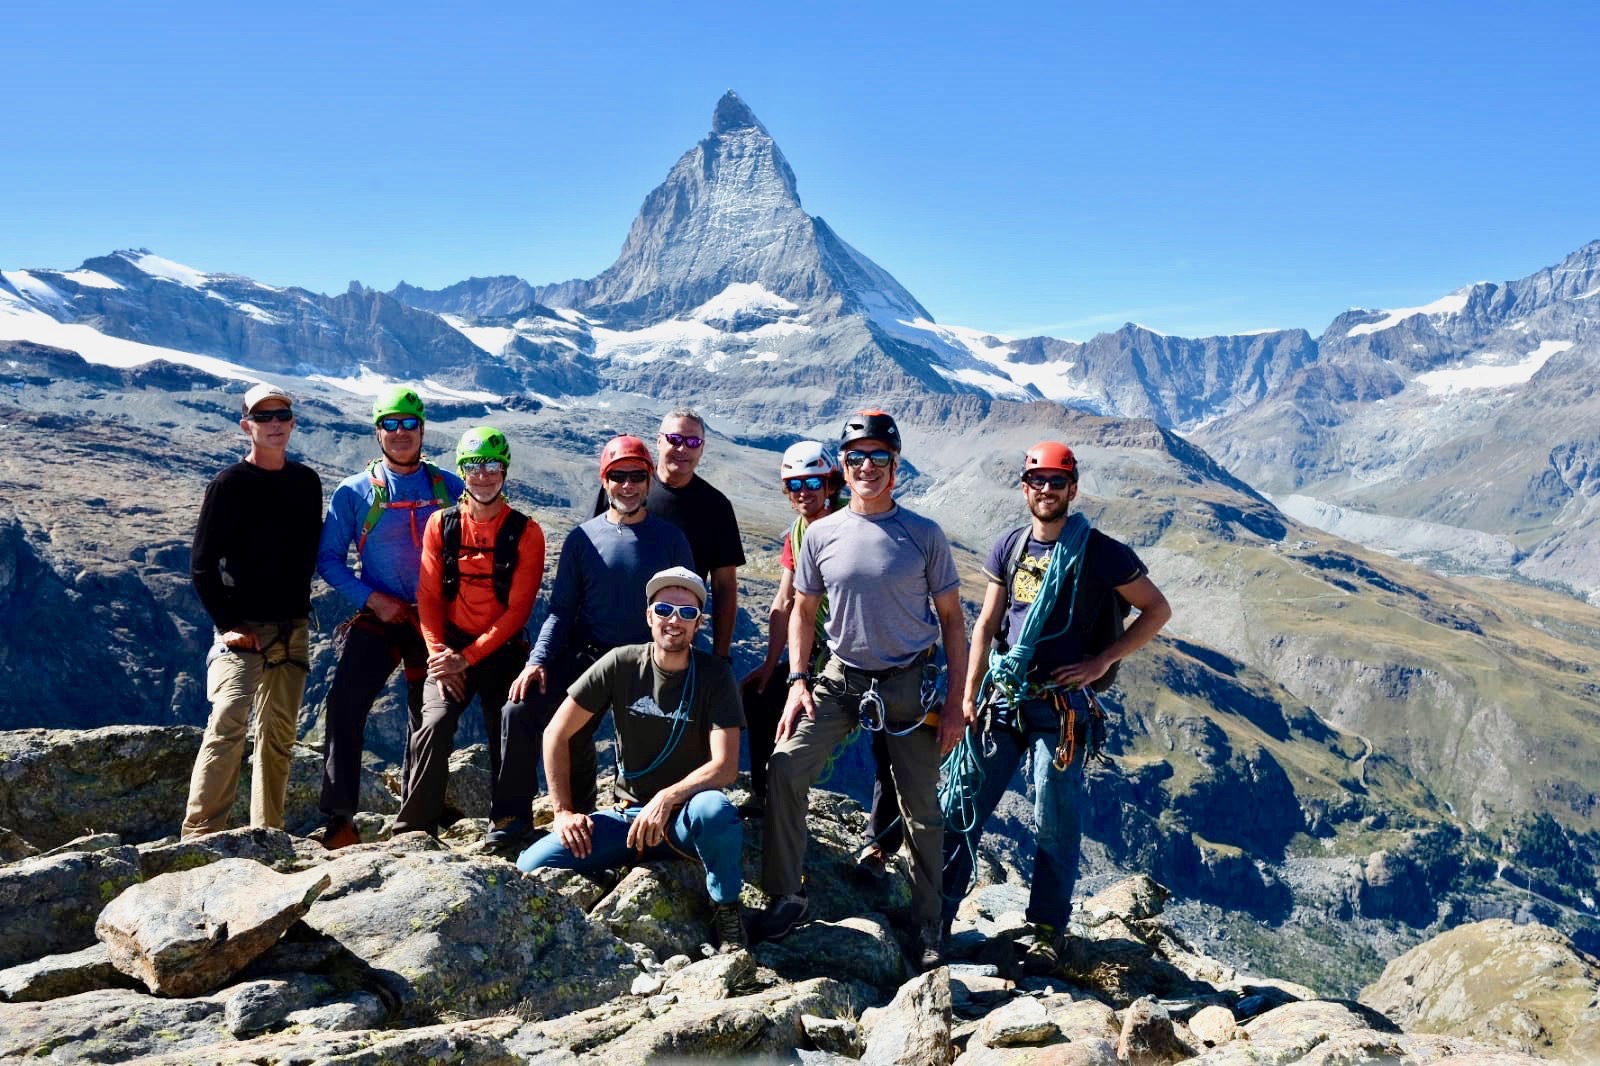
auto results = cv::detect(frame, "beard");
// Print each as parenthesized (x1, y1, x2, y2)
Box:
(466, 486, 502, 505)
(608, 489, 645, 515)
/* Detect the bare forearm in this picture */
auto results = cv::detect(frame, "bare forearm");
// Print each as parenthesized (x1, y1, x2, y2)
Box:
(787, 594, 819, 673)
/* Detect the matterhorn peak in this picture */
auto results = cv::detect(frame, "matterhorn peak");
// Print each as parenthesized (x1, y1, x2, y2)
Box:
(711, 90, 766, 135)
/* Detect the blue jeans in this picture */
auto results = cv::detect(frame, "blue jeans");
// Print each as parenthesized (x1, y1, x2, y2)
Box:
(515, 790, 743, 904)
(941, 695, 1087, 930)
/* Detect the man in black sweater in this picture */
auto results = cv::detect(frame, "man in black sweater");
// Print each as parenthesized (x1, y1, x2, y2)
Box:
(182, 383, 324, 837)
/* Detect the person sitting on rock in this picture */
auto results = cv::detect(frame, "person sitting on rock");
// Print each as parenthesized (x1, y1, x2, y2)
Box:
(517, 566, 747, 953)
(393, 426, 545, 837)
(940, 441, 1170, 971)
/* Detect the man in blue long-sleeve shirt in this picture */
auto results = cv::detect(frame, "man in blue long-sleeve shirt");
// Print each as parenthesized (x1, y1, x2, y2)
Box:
(313, 386, 464, 849)
(489, 435, 692, 852)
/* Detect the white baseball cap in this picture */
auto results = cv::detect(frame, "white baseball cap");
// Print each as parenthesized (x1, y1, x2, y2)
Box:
(645, 566, 707, 606)
(242, 383, 294, 413)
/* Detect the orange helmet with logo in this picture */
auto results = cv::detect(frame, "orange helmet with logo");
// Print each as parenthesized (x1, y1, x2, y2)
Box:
(1023, 441, 1078, 479)
(599, 435, 653, 482)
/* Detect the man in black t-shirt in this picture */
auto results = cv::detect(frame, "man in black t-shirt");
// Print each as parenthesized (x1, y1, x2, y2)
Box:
(516, 566, 748, 952)
(183, 383, 324, 838)
(940, 441, 1170, 972)
(592, 408, 745, 659)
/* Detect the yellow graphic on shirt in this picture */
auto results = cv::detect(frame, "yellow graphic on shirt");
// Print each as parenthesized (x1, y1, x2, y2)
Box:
(1011, 549, 1051, 607)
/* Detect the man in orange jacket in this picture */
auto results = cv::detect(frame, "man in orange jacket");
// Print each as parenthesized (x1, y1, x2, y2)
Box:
(394, 426, 545, 836)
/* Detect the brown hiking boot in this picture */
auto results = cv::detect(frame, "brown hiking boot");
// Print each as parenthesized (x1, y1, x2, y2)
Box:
(322, 819, 361, 851)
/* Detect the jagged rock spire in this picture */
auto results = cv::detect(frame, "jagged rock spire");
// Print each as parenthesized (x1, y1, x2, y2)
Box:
(711, 90, 765, 135)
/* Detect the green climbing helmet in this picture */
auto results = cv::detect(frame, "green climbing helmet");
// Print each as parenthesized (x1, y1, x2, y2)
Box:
(456, 426, 511, 469)
(372, 385, 426, 425)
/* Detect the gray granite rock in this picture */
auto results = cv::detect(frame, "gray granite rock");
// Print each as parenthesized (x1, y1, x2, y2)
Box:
(0, 844, 142, 966)
(861, 967, 955, 1066)
(0, 943, 141, 1002)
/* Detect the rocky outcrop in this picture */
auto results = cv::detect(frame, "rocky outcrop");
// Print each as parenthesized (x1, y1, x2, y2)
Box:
(0, 943, 142, 1002)
(0, 845, 143, 966)
(1360, 919, 1600, 1062)
(95, 859, 330, 996)
(861, 968, 955, 1066)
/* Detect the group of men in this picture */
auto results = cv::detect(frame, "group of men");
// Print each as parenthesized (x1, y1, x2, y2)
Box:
(185, 383, 1169, 968)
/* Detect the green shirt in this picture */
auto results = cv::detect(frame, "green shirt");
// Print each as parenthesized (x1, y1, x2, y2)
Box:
(569, 644, 745, 805)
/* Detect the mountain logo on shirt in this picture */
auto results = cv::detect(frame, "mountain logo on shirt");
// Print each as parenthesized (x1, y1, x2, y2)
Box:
(627, 696, 688, 722)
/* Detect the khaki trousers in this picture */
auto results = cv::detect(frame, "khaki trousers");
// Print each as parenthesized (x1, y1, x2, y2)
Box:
(762, 654, 944, 923)
(182, 619, 309, 838)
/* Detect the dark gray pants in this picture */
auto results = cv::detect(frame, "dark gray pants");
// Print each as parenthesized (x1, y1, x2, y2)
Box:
(762, 655, 943, 923)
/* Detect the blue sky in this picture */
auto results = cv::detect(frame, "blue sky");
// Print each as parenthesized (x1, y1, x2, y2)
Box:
(5, 1, 1597, 338)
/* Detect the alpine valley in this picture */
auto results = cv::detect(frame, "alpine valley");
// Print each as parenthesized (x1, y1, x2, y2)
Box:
(3, 92, 1598, 997)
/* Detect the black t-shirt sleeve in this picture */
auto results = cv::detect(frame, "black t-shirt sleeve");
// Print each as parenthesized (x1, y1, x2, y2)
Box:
(701, 485, 746, 571)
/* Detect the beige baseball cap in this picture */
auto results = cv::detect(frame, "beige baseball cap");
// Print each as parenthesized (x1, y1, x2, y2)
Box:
(242, 382, 294, 413)
(644, 566, 707, 606)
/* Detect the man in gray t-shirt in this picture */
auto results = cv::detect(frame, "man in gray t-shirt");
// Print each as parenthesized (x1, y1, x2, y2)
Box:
(516, 567, 748, 953)
(752, 410, 968, 971)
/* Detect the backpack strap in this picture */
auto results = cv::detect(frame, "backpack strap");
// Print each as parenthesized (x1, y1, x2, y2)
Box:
(423, 461, 453, 507)
(994, 524, 1032, 648)
(356, 460, 390, 555)
(491, 509, 530, 607)
(439, 506, 463, 602)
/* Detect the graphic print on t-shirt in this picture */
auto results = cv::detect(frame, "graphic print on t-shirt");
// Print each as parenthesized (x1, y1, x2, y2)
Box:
(626, 695, 687, 721)
(1011, 547, 1051, 609)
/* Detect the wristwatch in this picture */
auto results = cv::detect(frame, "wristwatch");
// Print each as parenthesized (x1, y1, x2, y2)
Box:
(786, 671, 812, 688)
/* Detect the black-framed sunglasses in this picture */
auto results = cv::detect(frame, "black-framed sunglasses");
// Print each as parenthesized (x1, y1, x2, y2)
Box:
(784, 476, 826, 493)
(650, 602, 702, 622)
(460, 459, 507, 475)
(247, 409, 295, 423)
(661, 432, 704, 450)
(606, 469, 650, 485)
(377, 415, 422, 432)
(843, 449, 893, 469)
(1022, 472, 1073, 491)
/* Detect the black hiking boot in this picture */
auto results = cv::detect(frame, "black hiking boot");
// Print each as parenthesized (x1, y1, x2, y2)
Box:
(750, 892, 809, 942)
(712, 903, 747, 953)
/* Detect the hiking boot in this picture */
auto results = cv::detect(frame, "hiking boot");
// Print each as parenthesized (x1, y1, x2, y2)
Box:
(484, 815, 533, 855)
(917, 920, 946, 971)
(736, 797, 766, 820)
(750, 892, 809, 943)
(712, 903, 747, 953)
(321, 819, 361, 851)
(856, 846, 889, 881)
(1020, 923, 1065, 975)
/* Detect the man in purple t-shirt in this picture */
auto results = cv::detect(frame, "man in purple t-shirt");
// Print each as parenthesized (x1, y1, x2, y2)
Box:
(941, 441, 1170, 973)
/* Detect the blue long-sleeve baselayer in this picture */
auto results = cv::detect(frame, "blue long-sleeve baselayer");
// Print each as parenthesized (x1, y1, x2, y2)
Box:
(317, 462, 465, 608)
(530, 512, 693, 666)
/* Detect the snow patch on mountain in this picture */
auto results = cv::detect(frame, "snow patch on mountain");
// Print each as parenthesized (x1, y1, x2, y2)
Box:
(688, 282, 797, 323)
(119, 251, 211, 289)
(592, 312, 811, 369)
(1347, 286, 1478, 337)
(1412, 340, 1573, 395)
(0, 298, 261, 381)
(60, 269, 123, 290)
(1, 271, 69, 312)
(441, 314, 518, 356)
(304, 365, 500, 403)
(1272, 493, 1520, 571)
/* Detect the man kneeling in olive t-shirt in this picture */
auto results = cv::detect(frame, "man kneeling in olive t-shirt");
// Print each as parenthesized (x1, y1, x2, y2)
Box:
(516, 566, 747, 951)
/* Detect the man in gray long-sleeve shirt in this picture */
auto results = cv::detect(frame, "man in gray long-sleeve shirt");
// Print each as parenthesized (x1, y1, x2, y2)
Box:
(488, 435, 693, 852)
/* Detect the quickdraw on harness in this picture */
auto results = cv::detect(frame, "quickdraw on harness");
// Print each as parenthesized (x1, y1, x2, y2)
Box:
(855, 658, 943, 736)
(228, 622, 310, 672)
(356, 460, 453, 555)
(439, 505, 531, 606)
(620, 656, 697, 783)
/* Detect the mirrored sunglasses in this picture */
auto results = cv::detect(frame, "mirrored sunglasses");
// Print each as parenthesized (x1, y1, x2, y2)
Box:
(247, 409, 295, 423)
(460, 459, 507, 475)
(843, 449, 893, 469)
(785, 476, 826, 493)
(606, 469, 650, 484)
(1022, 473, 1072, 491)
(661, 432, 704, 450)
(650, 602, 702, 622)
(377, 415, 422, 432)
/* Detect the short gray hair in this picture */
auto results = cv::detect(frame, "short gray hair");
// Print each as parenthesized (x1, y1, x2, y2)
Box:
(660, 407, 708, 436)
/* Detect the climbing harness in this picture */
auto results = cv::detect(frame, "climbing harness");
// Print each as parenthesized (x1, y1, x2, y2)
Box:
(355, 460, 453, 554)
(978, 514, 1093, 714)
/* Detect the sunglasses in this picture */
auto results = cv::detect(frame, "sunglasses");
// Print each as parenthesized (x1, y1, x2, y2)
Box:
(377, 415, 422, 432)
(843, 449, 893, 469)
(784, 476, 826, 493)
(660, 432, 704, 450)
(247, 409, 295, 423)
(606, 469, 650, 485)
(650, 602, 702, 621)
(1022, 473, 1073, 491)
(460, 459, 507, 475)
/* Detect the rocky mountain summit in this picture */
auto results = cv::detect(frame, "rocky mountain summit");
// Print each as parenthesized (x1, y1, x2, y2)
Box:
(2, 725, 1581, 1065)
